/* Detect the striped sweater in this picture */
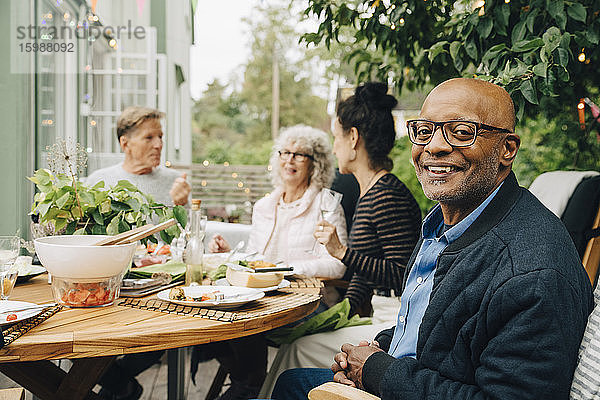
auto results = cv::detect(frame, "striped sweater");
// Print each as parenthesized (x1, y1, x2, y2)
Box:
(342, 173, 422, 313)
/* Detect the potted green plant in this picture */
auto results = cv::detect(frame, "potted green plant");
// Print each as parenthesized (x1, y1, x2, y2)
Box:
(28, 140, 186, 243)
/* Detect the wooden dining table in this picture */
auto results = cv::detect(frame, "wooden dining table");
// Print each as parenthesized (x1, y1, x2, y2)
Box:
(0, 275, 321, 400)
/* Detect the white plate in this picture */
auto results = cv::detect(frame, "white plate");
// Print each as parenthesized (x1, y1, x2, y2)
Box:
(0, 300, 44, 326)
(156, 285, 264, 310)
(215, 278, 291, 293)
(16, 265, 47, 283)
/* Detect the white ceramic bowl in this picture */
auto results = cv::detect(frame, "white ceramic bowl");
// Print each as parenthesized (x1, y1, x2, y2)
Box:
(34, 235, 137, 279)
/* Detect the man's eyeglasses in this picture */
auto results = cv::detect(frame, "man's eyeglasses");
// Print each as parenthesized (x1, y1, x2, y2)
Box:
(278, 150, 314, 162)
(406, 119, 513, 148)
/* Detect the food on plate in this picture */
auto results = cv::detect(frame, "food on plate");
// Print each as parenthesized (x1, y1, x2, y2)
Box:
(58, 281, 115, 307)
(208, 264, 228, 281)
(226, 266, 283, 288)
(147, 243, 171, 256)
(6, 313, 17, 322)
(168, 287, 224, 302)
(247, 260, 276, 269)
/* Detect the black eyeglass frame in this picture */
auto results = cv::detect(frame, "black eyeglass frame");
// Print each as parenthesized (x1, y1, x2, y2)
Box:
(406, 119, 513, 148)
(278, 150, 315, 162)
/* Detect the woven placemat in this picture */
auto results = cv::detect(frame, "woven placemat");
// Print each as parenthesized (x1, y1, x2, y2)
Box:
(118, 291, 321, 322)
(0, 305, 63, 348)
(288, 277, 323, 289)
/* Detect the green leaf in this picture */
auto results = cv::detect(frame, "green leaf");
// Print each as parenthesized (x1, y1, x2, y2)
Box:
(78, 191, 95, 206)
(125, 212, 136, 224)
(54, 218, 68, 232)
(91, 209, 104, 225)
(91, 181, 105, 190)
(520, 79, 538, 105)
(74, 228, 86, 235)
(557, 66, 570, 82)
(92, 224, 106, 235)
(36, 201, 52, 217)
(585, 29, 599, 45)
(497, 4, 510, 29)
(100, 199, 111, 214)
(34, 169, 52, 185)
(115, 180, 140, 193)
(65, 220, 77, 235)
(125, 198, 141, 212)
(532, 62, 548, 78)
(556, 48, 569, 67)
(118, 219, 130, 233)
(567, 3, 586, 23)
(427, 41, 447, 62)
(512, 38, 544, 52)
(542, 26, 561, 54)
(111, 201, 130, 212)
(464, 37, 478, 60)
(547, 0, 564, 22)
(511, 21, 527, 46)
(106, 216, 121, 236)
(55, 174, 72, 188)
(55, 192, 71, 209)
(173, 206, 187, 228)
(525, 9, 539, 33)
(477, 17, 493, 39)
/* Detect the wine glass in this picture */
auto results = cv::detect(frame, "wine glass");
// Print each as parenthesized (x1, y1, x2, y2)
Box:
(0, 236, 19, 267)
(0, 236, 20, 300)
(309, 189, 343, 253)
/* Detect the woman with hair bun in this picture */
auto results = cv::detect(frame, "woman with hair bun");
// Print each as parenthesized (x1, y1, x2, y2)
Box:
(260, 82, 423, 398)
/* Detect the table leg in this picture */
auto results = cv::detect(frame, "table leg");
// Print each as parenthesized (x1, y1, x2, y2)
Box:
(167, 348, 185, 400)
(0, 356, 115, 400)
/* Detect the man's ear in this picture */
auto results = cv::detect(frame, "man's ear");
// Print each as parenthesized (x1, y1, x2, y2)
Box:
(119, 135, 128, 152)
(500, 134, 520, 167)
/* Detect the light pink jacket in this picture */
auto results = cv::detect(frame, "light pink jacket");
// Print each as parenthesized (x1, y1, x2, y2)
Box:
(246, 186, 348, 279)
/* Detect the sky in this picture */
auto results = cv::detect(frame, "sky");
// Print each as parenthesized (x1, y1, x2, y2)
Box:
(189, 0, 261, 100)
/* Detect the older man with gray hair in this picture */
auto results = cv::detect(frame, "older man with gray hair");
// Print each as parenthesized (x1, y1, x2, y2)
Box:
(87, 106, 190, 206)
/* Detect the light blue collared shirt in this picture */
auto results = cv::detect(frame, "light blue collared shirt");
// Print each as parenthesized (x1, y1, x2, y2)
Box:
(388, 183, 503, 358)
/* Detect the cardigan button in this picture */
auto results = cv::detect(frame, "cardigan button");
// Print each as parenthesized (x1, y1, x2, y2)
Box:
(416, 276, 423, 284)
(399, 315, 405, 323)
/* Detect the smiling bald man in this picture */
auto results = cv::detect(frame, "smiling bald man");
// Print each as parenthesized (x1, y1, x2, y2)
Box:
(271, 79, 593, 400)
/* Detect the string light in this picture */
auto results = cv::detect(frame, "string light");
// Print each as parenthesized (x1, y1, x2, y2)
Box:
(201, 180, 207, 186)
(237, 182, 244, 188)
(391, 24, 396, 30)
(223, 161, 229, 167)
(203, 160, 210, 167)
(399, 18, 405, 25)
(109, 39, 118, 49)
(231, 172, 238, 178)
(244, 188, 250, 194)
(578, 49, 586, 62)
(267, 165, 273, 171)
(89, 120, 96, 126)
(165, 161, 172, 167)
(504, 0, 510, 3)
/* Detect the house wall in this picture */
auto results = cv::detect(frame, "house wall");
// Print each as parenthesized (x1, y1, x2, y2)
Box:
(0, 0, 35, 236)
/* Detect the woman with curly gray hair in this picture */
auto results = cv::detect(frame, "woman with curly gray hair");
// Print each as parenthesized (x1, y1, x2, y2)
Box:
(209, 124, 348, 278)
(205, 125, 348, 400)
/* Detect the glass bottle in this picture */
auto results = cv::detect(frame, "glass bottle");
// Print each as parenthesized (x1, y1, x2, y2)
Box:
(183, 199, 205, 285)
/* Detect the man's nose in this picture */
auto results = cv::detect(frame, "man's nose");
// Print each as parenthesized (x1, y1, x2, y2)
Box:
(423, 126, 453, 154)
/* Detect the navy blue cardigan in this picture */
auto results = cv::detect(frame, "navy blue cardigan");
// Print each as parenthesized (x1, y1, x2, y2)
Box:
(362, 172, 593, 400)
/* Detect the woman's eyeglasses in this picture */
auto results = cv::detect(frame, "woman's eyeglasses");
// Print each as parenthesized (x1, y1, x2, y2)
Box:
(278, 151, 314, 162)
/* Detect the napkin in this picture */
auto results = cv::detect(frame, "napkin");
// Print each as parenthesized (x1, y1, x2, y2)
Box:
(126, 261, 187, 282)
(266, 299, 371, 345)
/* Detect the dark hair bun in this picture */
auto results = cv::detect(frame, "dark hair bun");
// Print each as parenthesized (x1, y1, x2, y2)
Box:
(355, 82, 398, 111)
